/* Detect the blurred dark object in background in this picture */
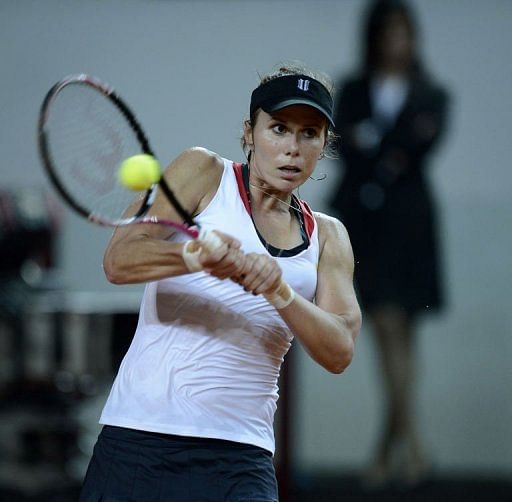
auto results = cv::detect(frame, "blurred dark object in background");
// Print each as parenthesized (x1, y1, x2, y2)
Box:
(0, 188, 58, 273)
(0, 188, 140, 497)
(0, 186, 61, 380)
(0, 186, 77, 497)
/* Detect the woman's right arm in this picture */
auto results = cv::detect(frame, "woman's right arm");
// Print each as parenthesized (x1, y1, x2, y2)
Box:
(103, 147, 239, 284)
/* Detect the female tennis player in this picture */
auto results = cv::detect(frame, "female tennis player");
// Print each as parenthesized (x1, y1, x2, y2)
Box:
(79, 64, 361, 502)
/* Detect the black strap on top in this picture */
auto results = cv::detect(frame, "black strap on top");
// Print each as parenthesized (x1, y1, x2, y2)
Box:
(241, 163, 309, 258)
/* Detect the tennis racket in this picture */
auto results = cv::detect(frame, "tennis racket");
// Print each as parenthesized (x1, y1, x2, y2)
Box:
(37, 73, 205, 240)
(37, 74, 293, 307)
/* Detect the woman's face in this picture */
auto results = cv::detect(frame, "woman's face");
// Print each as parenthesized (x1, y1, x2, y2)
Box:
(377, 12, 415, 70)
(244, 105, 327, 192)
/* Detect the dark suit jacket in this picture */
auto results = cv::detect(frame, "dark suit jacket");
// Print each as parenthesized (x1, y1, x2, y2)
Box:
(330, 72, 449, 313)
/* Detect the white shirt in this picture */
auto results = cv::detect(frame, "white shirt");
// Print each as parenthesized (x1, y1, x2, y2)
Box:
(100, 158, 319, 454)
(370, 75, 409, 127)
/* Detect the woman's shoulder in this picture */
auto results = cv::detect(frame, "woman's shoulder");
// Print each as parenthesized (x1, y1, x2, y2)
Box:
(169, 147, 224, 174)
(313, 211, 350, 244)
(164, 147, 224, 184)
(161, 147, 225, 209)
(314, 210, 347, 230)
(313, 211, 354, 264)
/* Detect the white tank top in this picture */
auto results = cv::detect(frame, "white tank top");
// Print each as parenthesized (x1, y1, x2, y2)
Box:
(100, 158, 319, 454)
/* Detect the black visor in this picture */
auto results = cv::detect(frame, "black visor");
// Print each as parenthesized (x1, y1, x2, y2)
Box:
(250, 74, 335, 127)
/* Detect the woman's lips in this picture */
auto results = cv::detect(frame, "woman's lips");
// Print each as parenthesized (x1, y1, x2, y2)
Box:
(278, 166, 300, 173)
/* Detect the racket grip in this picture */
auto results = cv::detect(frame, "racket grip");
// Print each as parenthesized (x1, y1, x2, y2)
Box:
(197, 228, 223, 252)
(181, 229, 224, 272)
(182, 241, 203, 272)
(264, 281, 296, 309)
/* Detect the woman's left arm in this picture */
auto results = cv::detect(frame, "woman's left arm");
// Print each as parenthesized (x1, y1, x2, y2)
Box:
(278, 213, 362, 374)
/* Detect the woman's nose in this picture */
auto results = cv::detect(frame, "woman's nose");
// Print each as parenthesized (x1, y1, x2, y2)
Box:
(285, 133, 300, 155)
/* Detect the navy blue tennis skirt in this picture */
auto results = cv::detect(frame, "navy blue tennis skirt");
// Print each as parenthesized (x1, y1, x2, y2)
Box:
(79, 425, 278, 502)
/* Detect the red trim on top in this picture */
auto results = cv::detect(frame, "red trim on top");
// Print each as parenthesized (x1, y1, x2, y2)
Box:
(297, 199, 315, 239)
(232, 162, 251, 213)
(231, 162, 315, 239)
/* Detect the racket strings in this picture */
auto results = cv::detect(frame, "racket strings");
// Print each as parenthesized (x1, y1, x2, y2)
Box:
(43, 83, 145, 221)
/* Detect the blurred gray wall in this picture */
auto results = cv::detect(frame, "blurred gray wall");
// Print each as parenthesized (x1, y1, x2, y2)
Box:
(1, 0, 511, 475)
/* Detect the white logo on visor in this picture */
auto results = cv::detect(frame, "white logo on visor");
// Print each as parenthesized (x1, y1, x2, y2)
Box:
(297, 79, 310, 91)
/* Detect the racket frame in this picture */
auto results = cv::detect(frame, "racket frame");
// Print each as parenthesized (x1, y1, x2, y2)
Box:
(37, 74, 197, 236)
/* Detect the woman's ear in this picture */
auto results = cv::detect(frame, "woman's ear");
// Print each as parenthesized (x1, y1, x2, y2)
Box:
(243, 119, 254, 149)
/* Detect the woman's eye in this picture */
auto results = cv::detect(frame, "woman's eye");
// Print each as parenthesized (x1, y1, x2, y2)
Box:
(272, 124, 286, 134)
(304, 128, 319, 138)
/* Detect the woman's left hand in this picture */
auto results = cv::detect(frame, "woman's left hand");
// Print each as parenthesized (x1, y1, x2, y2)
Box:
(232, 253, 283, 296)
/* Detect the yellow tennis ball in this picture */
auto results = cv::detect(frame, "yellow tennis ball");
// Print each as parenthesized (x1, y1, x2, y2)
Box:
(118, 154, 161, 191)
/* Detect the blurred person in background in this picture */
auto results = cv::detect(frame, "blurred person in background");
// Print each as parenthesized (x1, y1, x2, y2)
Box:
(330, 0, 449, 487)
